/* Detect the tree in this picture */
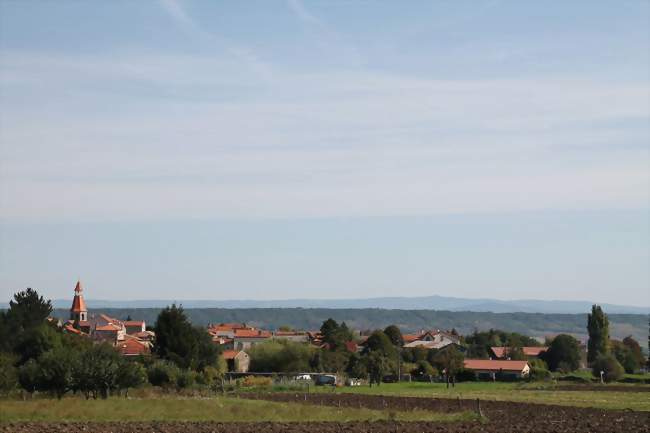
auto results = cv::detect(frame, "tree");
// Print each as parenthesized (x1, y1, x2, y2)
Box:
(587, 305, 610, 364)
(504, 335, 525, 360)
(622, 336, 644, 372)
(154, 304, 217, 370)
(611, 339, 642, 374)
(364, 331, 397, 358)
(413, 360, 436, 378)
(18, 359, 40, 396)
(37, 347, 77, 399)
(0, 353, 18, 394)
(542, 334, 581, 372)
(366, 351, 389, 386)
(431, 346, 464, 388)
(72, 343, 121, 399)
(7, 288, 53, 333)
(592, 354, 624, 382)
(383, 325, 404, 347)
(319, 319, 354, 350)
(13, 324, 61, 365)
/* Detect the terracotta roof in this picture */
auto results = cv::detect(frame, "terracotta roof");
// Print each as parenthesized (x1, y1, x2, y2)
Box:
(96, 324, 121, 332)
(118, 338, 149, 356)
(124, 321, 144, 327)
(491, 347, 547, 358)
(464, 359, 529, 372)
(234, 329, 271, 338)
(217, 323, 248, 330)
(402, 334, 420, 343)
(222, 350, 244, 360)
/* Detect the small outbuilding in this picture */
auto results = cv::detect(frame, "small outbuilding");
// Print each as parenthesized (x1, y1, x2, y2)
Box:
(463, 359, 530, 380)
(222, 350, 250, 373)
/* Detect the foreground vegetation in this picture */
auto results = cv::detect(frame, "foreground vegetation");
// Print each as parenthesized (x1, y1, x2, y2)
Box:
(0, 395, 476, 423)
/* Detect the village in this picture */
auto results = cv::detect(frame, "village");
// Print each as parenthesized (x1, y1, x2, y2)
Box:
(56, 280, 561, 383)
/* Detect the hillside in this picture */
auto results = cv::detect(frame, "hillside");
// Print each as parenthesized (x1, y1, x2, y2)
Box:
(52, 308, 648, 342)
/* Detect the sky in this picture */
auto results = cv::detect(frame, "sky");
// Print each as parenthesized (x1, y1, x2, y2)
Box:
(0, 1, 648, 305)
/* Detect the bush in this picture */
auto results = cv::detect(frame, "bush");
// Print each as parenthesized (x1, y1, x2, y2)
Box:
(592, 354, 624, 383)
(241, 375, 273, 388)
(0, 353, 18, 394)
(456, 368, 477, 382)
(528, 367, 552, 381)
(176, 369, 197, 389)
(147, 360, 180, 388)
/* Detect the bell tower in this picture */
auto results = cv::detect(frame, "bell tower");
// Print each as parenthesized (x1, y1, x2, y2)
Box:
(70, 280, 88, 322)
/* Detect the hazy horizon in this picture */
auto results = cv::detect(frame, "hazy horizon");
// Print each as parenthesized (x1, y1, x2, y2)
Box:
(1, 1, 648, 305)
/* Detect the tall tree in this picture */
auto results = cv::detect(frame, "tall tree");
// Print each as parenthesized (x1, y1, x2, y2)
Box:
(383, 325, 404, 347)
(154, 304, 199, 369)
(7, 288, 52, 333)
(541, 334, 581, 372)
(587, 305, 610, 364)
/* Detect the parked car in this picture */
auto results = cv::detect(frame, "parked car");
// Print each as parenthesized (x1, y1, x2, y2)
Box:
(315, 374, 337, 386)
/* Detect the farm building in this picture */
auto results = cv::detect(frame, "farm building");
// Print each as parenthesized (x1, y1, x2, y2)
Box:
(490, 346, 547, 359)
(463, 359, 530, 380)
(222, 350, 250, 373)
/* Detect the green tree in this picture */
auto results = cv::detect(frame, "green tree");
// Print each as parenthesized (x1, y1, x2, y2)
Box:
(72, 343, 121, 399)
(18, 359, 40, 396)
(622, 336, 644, 372)
(587, 305, 610, 364)
(364, 331, 397, 358)
(592, 354, 624, 382)
(611, 339, 642, 374)
(383, 325, 404, 347)
(431, 346, 464, 388)
(37, 347, 77, 399)
(366, 351, 389, 386)
(13, 324, 61, 365)
(154, 304, 217, 371)
(0, 353, 18, 394)
(542, 334, 581, 372)
(7, 288, 53, 333)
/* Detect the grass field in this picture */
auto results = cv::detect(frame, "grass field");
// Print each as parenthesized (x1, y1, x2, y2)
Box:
(0, 396, 476, 423)
(310, 381, 650, 411)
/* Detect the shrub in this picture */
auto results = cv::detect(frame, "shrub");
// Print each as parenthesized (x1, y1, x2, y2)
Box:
(147, 360, 180, 387)
(591, 354, 624, 383)
(528, 367, 552, 381)
(0, 353, 18, 394)
(176, 369, 197, 389)
(241, 375, 273, 387)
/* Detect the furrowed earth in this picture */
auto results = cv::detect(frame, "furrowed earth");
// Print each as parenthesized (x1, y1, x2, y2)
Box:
(2, 393, 648, 433)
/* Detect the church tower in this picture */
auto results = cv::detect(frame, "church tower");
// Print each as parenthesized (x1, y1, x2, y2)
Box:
(70, 280, 88, 322)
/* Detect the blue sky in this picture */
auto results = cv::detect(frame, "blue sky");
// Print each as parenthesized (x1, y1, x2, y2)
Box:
(0, 1, 648, 304)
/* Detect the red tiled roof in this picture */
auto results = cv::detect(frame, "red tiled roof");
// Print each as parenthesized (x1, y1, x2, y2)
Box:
(64, 324, 83, 335)
(464, 359, 529, 372)
(491, 347, 547, 358)
(124, 321, 144, 327)
(222, 350, 243, 360)
(118, 338, 149, 356)
(218, 323, 248, 330)
(234, 329, 271, 338)
(96, 324, 121, 332)
(402, 334, 420, 343)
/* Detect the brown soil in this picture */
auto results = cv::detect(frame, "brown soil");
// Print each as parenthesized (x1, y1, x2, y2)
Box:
(2, 393, 648, 433)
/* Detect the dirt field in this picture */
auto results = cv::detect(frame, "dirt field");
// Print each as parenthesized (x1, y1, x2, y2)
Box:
(2, 393, 648, 432)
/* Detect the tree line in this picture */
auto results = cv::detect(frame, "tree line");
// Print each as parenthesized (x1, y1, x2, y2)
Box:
(0, 289, 226, 398)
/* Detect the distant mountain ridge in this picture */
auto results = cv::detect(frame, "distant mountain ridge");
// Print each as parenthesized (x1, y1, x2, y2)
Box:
(20, 294, 649, 314)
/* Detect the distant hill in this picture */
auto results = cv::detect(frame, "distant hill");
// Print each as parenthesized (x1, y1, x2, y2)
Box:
(38, 294, 650, 314)
(51, 307, 648, 343)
